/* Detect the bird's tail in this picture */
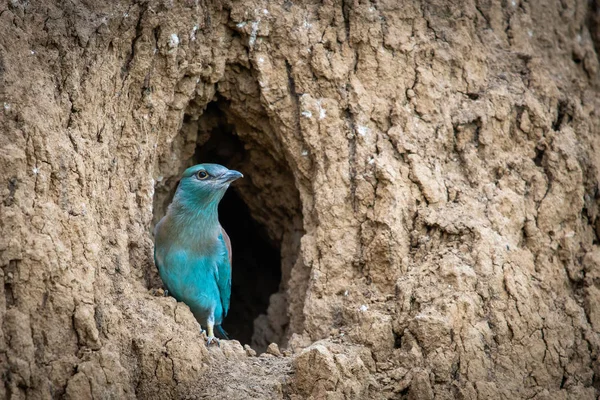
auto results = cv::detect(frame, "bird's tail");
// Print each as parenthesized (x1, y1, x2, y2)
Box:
(215, 325, 229, 340)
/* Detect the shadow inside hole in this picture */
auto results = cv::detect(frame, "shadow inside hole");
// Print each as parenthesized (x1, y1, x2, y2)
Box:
(218, 189, 281, 346)
(192, 103, 281, 347)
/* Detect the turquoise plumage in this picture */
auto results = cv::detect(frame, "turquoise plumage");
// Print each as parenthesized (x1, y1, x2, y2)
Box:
(154, 163, 243, 345)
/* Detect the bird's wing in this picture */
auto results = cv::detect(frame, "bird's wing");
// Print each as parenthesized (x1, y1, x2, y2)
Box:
(216, 225, 232, 318)
(220, 225, 232, 265)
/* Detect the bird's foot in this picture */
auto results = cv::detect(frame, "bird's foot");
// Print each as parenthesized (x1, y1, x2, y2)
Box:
(204, 323, 219, 347)
(164, 289, 169, 297)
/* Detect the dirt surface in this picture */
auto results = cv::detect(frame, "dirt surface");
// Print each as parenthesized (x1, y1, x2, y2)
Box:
(1, 0, 599, 398)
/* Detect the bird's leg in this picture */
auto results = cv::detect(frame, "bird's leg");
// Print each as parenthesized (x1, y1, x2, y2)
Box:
(164, 289, 169, 297)
(206, 322, 220, 347)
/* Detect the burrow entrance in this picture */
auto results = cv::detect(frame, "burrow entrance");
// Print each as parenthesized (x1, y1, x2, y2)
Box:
(152, 99, 302, 351)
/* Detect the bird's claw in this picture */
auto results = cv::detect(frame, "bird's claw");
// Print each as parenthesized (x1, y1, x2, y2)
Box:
(206, 336, 220, 347)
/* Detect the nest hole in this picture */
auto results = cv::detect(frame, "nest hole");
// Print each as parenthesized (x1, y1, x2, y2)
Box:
(153, 99, 302, 352)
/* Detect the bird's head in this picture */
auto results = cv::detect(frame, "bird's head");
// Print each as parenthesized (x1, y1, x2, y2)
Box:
(175, 163, 243, 207)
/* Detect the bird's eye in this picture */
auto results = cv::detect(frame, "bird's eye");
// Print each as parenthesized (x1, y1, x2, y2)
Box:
(196, 170, 209, 180)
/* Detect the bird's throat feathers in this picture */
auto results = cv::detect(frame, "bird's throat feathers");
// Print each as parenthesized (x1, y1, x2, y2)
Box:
(167, 185, 224, 243)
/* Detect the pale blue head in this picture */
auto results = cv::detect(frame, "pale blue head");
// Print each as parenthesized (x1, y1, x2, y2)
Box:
(174, 163, 243, 210)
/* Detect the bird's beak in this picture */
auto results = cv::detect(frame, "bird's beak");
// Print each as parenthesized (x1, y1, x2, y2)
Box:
(221, 170, 243, 183)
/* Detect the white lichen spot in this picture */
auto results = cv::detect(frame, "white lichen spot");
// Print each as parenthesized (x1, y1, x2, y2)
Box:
(359, 304, 368, 312)
(317, 100, 326, 120)
(190, 25, 198, 41)
(258, 57, 264, 63)
(237, 21, 247, 28)
(262, 9, 269, 15)
(368, 157, 375, 165)
(303, 20, 312, 29)
(301, 149, 309, 156)
(196, 78, 200, 83)
(511, 0, 516, 6)
(357, 125, 369, 136)
(123, 12, 129, 17)
(527, 30, 533, 37)
(30, 50, 35, 55)
(249, 21, 260, 47)
(369, 6, 375, 12)
(344, 290, 349, 296)
(3, 103, 10, 110)
(577, 34, 582, 43)
(32, 166, 39, 175)
(156, 176, 164, 182)
(301, 110, 312, 118)
(168, 33, 180, 48)
(149, 179, 155, 198)
(153, 47, 158, 54)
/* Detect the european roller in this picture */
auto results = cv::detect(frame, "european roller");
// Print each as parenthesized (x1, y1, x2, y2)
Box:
(154, 163, 243, 345)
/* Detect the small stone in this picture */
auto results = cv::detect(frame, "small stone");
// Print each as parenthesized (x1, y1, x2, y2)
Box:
(150, 288, 165, 297)
(266, 342, 281, 357)
(221, 340, 246, 359)
(376, 361, 392, 371)
(168, 33, 180, 48)
(407, 89, 415, 98)
(244, 344, 256, 357)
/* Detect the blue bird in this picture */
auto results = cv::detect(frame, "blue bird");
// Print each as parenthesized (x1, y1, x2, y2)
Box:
(154, 163, 243, 345)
